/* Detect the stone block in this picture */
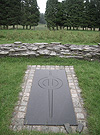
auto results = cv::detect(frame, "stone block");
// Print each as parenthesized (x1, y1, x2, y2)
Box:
(14, 41, 22, 44)
(51, 42, 61, 45)
(77, 113, 85, 119)
(49, 126, 60, 133)
(17, 112, 25, 118)
(19, 106, 26, 112)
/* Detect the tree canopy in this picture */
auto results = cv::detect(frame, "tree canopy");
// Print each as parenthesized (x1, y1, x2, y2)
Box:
(45, 0, 100, 30)
(0, 0, 40, 29)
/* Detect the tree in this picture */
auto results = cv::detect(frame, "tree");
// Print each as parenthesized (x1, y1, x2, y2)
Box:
(28, 0, 40, 29)
(21, 0, 40, 29)
(45, 0, 58, 30)
(6, 0, 21, 29)
(87, 0, 97, 30)
(56, 1, 67, 29)
(95, 0, 100, 31)
(0, 0, 7, 28)
(64, 0, 84, 30)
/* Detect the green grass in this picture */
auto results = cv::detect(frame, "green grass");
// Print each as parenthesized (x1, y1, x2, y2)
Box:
(0, 28, 100, 45)
(0, 57, 100, 135)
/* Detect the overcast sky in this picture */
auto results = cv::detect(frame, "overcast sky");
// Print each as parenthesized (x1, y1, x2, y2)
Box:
(37, 0, 63, 13)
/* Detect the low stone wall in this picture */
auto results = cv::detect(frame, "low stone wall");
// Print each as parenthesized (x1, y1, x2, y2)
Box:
(0, 42, 100, 61)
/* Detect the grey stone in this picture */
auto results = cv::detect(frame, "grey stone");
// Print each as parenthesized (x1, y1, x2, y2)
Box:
(76, 123, 84, 133)
(20, 53, 29, 56)
(52, 46, 61, 51)
(14, 41, 22, 45)
(9, 48, 15, 52)
(17, 112, 25, 118)
(64, 44, 71, 47)
(72, 97, 81, 107)
(50, 51, 57, 56)
(0, 47, 11, 50)
(27, 51, 37, 56)
(3, 44, 12, 47)
(77, 113, 85, 119)
(39, 45, 45, 49)
(19, 106, 26, 112)
(34, 43, 48, 45)
(22, 43, 28, 46)
(49, 126, 60, 133)
(75, 108, 83, 113)
(51, 42, 61, 45)
(98, 43, 100, 46)
(0, 51, 9, 55)
(27, 46, 33, 50)
(64, 123, 72, 134)
(96, 53, 100, 56)
(78, 120, 87, 127)
(14, 48, 27, 52)
(32, 46, 38, 51)
(37, 49, 50, 55)
(70, 45, 83, 51)
(60, 51, 71, 55)
(84, 53, 92, 58)
(58, 45, 67, 49)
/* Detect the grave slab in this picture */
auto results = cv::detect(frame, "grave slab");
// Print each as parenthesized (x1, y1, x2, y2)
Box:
(24, 69, 77, 126)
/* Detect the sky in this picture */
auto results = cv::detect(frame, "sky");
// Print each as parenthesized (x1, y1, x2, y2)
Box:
(37, 0, 63, 13)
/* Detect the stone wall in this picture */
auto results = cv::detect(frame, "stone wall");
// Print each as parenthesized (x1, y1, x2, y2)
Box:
(0, 42, 100, 61)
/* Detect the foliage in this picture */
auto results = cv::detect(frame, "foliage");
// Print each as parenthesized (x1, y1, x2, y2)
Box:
(21, 0, 40, 29)
(0, 0, 40, 29)
(0, 0, 21, 29)
(45, 0, 58, 30)
(45, 0, 100, 30)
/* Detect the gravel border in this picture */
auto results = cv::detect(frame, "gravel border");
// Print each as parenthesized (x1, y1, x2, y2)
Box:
(10, 65, 88, 133)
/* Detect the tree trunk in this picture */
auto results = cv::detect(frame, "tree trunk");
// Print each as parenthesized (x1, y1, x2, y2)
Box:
(69, 27, 71, 30)
(73, 27, 75, 30)
(6, 25, 8, 29)
(3, 25, 6, 29)
(52, 27, 55, 30)
(16, 25, 18, 29)
(56, 26, 58, 30)
(90, 27, 92, 31)
(99, 28, 100, 31)
(13, 25, 15, 29)
(93, 27, 95, 31)
(60, 26, 62, 30)
(23, 25, 25, 29)
(26, 25, 28, 29)
(30, 25, 31, 30)
(33, 26, 35, 30)
(76, 27, 78, 30)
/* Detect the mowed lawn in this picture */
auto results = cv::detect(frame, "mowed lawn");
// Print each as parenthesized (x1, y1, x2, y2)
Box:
(0, 57, 100, 135)
(0, 28, 100, 45)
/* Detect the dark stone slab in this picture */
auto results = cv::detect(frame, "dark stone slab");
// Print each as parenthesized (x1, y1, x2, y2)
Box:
(24, 69, 77, 126)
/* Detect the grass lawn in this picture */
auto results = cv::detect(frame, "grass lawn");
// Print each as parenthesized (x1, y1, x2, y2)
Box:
(0, 29, 100, 45)
(0, 57, 100, 135)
